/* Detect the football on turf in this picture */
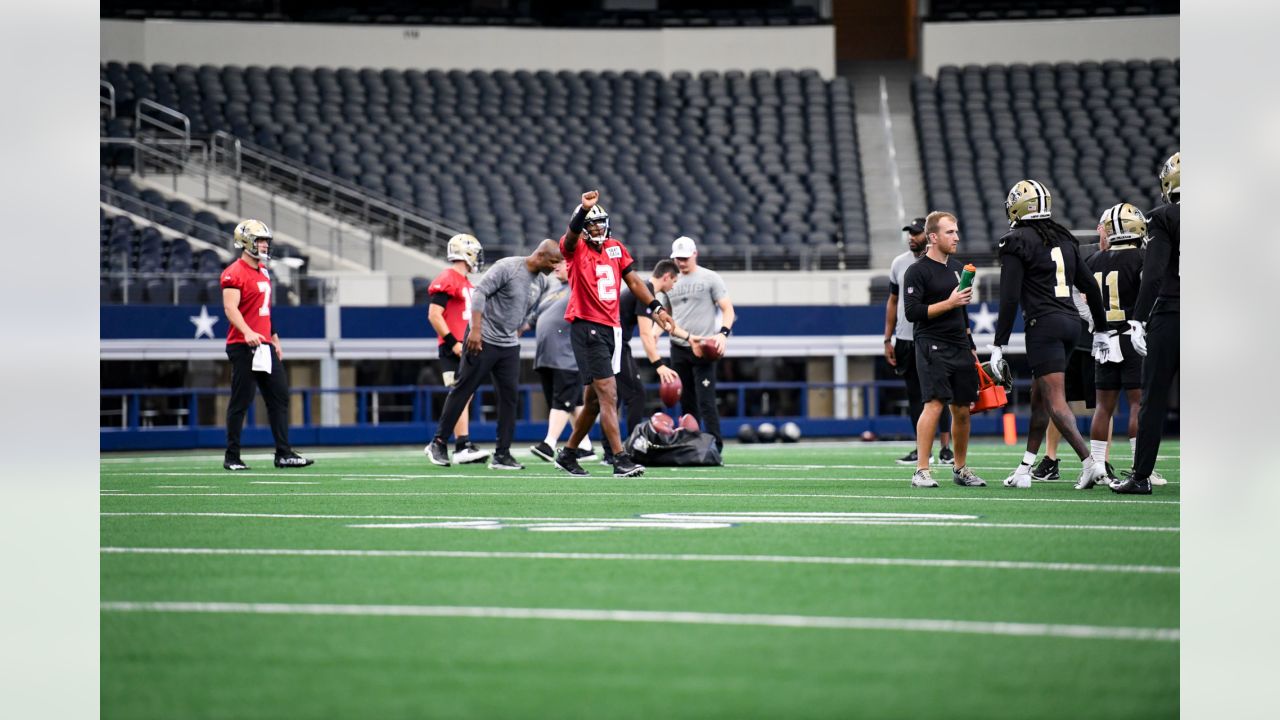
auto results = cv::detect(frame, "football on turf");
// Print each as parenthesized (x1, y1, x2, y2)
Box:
(659, 374, 682, 407)
(678, 413, 700, 432)
(757, 422, 777, 443)
(699, 337, 725, 360)
(650, 412, 676, 439)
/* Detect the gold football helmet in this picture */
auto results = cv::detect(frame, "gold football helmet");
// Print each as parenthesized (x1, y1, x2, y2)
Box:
(1005, 180, 1053, 226)
(1099, 203, 1148, 246)
(233, 219, 272, 258)
(445, 233, 484, 272)
(584, 204, 610, 245)
(1159, 151, 1180, 203)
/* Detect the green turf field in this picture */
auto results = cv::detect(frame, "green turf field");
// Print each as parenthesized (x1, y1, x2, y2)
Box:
(101, 439, 1179, 719)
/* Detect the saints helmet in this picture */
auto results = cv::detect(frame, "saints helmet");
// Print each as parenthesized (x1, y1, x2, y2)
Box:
(584, 204, 610, 245)
(1159, 151, 1180, 203)
(233, 219, 272, 259)
(445, 233, 484, 272)
(981, 358, 1014, 394)
(1099, 203, 1148, 246)
(1005, 180, 1053, 226)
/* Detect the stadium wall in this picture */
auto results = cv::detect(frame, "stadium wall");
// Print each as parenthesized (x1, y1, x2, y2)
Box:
(100, 19, 836, 78)
(920, 15, 1179, 76)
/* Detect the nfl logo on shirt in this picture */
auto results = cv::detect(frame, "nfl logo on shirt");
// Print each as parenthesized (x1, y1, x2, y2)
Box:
(606, 246, 622, 259)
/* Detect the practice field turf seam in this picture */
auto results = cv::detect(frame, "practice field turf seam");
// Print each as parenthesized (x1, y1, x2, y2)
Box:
(100, 546, 1180, 574)
(99, 601, 1180, 642)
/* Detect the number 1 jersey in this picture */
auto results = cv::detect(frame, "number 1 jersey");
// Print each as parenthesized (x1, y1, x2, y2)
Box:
(220, 257, 273, 344)
(559, 233, 635, 327)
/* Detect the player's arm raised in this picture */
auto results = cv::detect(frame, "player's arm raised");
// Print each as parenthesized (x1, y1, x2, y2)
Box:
(563, 190, 599, 256)
(623, 269, 674, 331)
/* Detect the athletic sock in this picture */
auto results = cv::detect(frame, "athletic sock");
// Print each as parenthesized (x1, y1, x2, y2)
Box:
(1090, 440, 1109, 464)
(455, 435, 470, 452)
(1017, 450, 1036, 472)
(1082, 456, 1097, 470)
(1130, 437, 1137, 454)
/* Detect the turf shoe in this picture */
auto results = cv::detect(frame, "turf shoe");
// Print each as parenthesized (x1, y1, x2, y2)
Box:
(1111, 471, 1153, 495)
(454, 443, 490, 465)
(274, 452, 314, 468)
(1074, 460, 1109, 490)
(952, 465, 986, 487)
(223, 455, 249, 471)
(529, 441, 556, 463)
(938, 447, 955, 466)
(612, 453, 645, 478)
(574, 447, 597, 461)
(488, 451, 524, 471)
(1003, 469, 1032, 488)
(554, 447, 589, 476)
(601, 447, 615, 466)
(1149, 470, 1168, 486)
(1030, 456, 1060, 481)
(425, 438, 450, 467)
(910, 468, 938, 488)
(896, 449, 920, 465)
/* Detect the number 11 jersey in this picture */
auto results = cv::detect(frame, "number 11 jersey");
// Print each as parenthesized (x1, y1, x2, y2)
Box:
(559, 233, 635, 327)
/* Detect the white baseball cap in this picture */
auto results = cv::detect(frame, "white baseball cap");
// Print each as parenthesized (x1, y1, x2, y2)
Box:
(670, 236, 697, 258)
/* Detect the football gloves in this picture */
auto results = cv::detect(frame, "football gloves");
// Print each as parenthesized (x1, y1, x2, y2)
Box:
(1128, 320, 1148, 357)
(1091, 332, 1113, 364)
(985, 345, 1006, 382)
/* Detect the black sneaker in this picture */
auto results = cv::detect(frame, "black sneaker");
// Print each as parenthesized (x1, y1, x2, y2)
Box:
(612, 452, 645, 478)
(1104, 461, 1118, 483)
(1111, 471, 1152, 495)
(938, 447, 955, 466)
(601, 450, 615, 467)
(530, 441, 556, 463)
(554, 447, 589, 476)
(274, 451, 314, 468)
(895, 449, 919, 465)
(488, 451, 524, 471)
(224, 455, 249, 471)
(425, 438, 450, 467)
(1030, 456, 1060, 481)
(574, 447, 597, 460)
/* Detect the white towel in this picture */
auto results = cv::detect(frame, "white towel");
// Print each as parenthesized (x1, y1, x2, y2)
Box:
(252, 344, 273, 373)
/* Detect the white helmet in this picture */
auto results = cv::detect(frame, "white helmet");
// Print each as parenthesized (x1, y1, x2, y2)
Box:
(584, 205, 610, 245)
(233, 219, 272, 259)
(445, 233, 484, 272)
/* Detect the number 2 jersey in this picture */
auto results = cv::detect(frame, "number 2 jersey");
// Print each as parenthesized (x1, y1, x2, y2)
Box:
(1085, 244, 1144, 332)
(559, 233, 635, 327)
(220, 257, 273, 345)
(993, 223, 1106, 347)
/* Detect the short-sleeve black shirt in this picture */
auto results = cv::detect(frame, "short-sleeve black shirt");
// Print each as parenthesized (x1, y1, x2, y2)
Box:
(1086, 245, 1144, 331)
(901, 255, 972, 347)
(617, 278, 654, 343)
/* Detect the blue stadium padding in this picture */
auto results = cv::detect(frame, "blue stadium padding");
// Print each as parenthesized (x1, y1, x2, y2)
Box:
(101, 305, 326, 339)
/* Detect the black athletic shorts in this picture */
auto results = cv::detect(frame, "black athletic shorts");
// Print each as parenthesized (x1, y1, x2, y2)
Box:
(1024, 313, 1079, 377)
(569, 319, 622, 383)
(1095, 333, 1143, 390)
(437, 342, 461, 385)
(915, 339, 979, 405)
(539, 367, 583, 411)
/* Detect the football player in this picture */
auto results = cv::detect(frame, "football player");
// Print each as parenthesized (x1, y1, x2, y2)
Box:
(424, 233, 490, 465)
(988, 180, 1110, 489)
(1114, 152, 1180, 495)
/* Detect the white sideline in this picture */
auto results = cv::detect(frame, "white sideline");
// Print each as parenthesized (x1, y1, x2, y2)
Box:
(99, 546, 1179, 575)
(98, 601, 1179, 642)
(100, 511, 1179, 533)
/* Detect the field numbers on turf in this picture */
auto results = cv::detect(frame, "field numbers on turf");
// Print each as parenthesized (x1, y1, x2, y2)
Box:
(348, 511, 981, 533)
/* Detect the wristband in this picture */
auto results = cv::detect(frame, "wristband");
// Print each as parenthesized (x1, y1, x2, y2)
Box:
(646, 299, 664, 316)
(443, 333, 458, 347)
(884, 338, 893, 344)
(653, 360, 667, 370)
(719, 326, 732, 337)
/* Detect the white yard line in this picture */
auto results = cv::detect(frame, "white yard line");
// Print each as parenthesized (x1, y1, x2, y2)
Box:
(100, 511, 1179, 533)
(249, 481, 320, 485)
(98, 600, 1179, 642)
(99, 546, 1179, 575)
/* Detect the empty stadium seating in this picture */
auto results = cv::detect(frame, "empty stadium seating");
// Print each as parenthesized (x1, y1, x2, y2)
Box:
(912, 59, 1179, 262)
(928, 1, 1179, 22)
(101, 63, 871, 269)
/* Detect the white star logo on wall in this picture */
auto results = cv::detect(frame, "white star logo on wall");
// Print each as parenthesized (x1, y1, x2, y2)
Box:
(969, 302, 997, 335)
(189, 305, 219, 339)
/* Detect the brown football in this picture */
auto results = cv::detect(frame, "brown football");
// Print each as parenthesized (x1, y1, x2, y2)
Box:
(659, 374, 682, 407)
(650, 412, 676, 438)
(678, 413, 700, 432)
(700, 337, 725, 360)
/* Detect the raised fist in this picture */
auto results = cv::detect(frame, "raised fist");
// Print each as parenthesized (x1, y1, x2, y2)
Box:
(581, 190, 599, 209)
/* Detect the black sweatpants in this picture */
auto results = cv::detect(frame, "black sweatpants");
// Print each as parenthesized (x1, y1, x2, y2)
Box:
(1134, 304, 1179, 479)
(226, 342, 292, 456)
(671, 343, 722, 448)
(895, 338, 951, 436)
(435, 343, 520, 453)
(616, 350, 646, 436)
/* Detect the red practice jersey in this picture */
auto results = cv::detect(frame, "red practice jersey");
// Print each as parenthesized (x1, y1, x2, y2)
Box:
(559, 233, 635, 327)
(427, 267, 474, 345)
(220, 257, 274, 345)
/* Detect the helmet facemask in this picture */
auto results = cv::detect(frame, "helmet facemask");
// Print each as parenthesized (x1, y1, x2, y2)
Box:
(446, 233, 484, 272)
(583, 205, 609, 247)
(234, 219, 273, 260)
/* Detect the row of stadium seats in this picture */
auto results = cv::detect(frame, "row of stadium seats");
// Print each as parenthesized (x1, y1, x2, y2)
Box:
(913, 59, 1178, 262)
(101, 63, 872, 269)
(928, 0, 1178, 21)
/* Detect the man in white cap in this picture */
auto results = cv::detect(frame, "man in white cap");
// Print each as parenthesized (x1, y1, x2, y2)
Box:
(660, 236, 735, 450)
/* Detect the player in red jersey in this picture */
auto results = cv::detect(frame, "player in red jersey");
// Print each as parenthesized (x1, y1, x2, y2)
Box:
(424, 234, 489, 464)
(220, 219, 313, 471)
(553, 190, 673, 478)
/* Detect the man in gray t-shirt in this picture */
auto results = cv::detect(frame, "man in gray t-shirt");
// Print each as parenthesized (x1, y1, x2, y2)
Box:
(427, 240, 562, 470)
(884, 217, 951, 466)
(660, 236, 735, 450)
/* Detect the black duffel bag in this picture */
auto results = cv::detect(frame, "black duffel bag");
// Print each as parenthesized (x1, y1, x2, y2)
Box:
(624, 419, 723, 467)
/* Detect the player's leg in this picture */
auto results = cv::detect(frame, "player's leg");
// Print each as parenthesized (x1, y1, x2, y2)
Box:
(1121, 310, 1179, 492)
(1004, 374, 1046, 488)
(486, 346, 523, 470)
(938, 405, 953, 464)
(945, 355, 983, 486)
(618, 350, 645, 437)
(223, 343, 257, 469)
(254, 347, 296, 461)
(671, 344, 698, 420)
(897, 339, 923, 465)
(913, 400, 943, 487)
(426, 346, 495, 465)
(439, 346, 480, 458)
(691, 359, 722, 450)
(909, 341, 949, 487)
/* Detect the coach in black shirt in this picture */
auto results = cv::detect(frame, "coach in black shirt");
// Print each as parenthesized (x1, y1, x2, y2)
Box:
(901, 211, 984, 489)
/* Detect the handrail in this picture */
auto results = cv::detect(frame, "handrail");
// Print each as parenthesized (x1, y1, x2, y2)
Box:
(135, 99, 191, 144)
(100, 80, 115, 120)
(100, 183, 231, 258)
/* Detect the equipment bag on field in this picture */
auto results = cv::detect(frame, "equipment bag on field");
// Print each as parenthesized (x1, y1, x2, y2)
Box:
(624, 420, 723, 467)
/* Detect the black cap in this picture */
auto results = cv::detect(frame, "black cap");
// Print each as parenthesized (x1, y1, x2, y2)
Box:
(903, 217, 926, 234)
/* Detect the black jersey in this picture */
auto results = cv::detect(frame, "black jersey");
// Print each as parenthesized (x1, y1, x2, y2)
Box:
(993, 222, 1107, 347)
(1134, 202, 1179, 320)
(1086, 244, 1144, 332)
(901, 254, 973, 347)
(617, 278, 653, 343)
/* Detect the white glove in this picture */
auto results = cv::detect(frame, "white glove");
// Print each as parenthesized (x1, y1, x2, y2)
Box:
(1128, 320, 1147, 357)
(1091, 332, 1111, 364)
(985, 345, 1005, 382)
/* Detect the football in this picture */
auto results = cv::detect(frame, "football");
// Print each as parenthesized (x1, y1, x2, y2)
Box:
(649, 412, 676, 439)
(659, 374, 682, 407)
(699, 336, 725, 360)
(678, 413, 700, 432)
(757, 422, 777, 443)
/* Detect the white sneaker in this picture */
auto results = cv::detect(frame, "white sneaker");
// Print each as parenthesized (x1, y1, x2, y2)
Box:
(454, 443, 491, 465)
(1074, 461, 1109, 490)
(1003, 470, 1031, 488)
(1149, 470, 1167, 486)
(911, 469, 938, 488)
